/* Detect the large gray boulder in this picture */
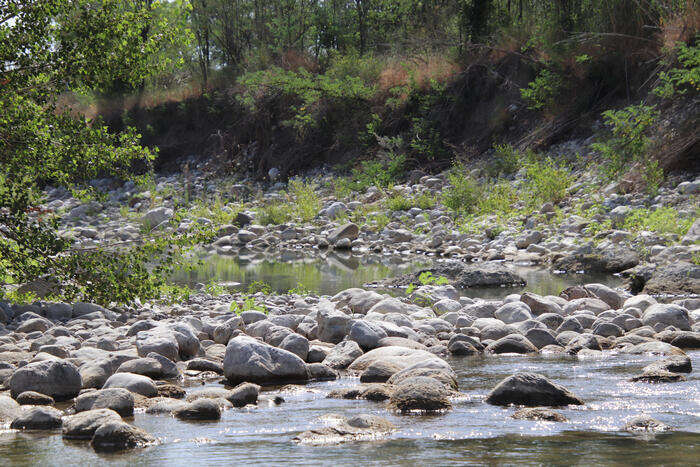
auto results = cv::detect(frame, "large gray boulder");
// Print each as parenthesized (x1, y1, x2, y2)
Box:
(223, 335, 309, 385)
(116, 355, 179, 380)
(322, 340, 363, 369)
(0, 395, 21, 422)
(62, 408, 122, 439)
(316, 301, 352, 343)
(485, 334, 538, 354)
(485, 372, 583, 406)
(642, 304, 691, 331)
(75, 388, 135, 417)
(348, 320, 388, 350)
(390, 376, 452, 412)
(91, 421, 155, 452)
(494, 302, 533, 324)
(10, 406, 63, 430)
(9, 359, 82, 401)
(103, 373, 158, 398)
(331, 288, 384, 314)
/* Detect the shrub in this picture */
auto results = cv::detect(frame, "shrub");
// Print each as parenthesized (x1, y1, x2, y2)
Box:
(288, 178, 321, 221)
(623, 207, 693, 236)
(520, 69, 563, 111)
(414, 191, 437, 209)
(350, 153, 406, 190)
(654, 38, 700, 98)
(642, 160, 664, 197)
(442, 170, 482, 214)
(524, 158, 572, 204)
(477, 182, 518, 214)
(487, 144, 521, 178)
(591, 104, 659, 180)
(386, 194, 414, 212)
(257, 202, 292, 225)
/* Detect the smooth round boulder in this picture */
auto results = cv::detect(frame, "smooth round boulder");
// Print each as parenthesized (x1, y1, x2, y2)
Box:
(623, 414, 670, 432)
(389, 376, 452, 413)
(642, 304, 691, 331)
(103, 373, 158, 398)
(348, 320, 388, 351)
(75, 388, 135, 417)
(10, 406, 63, 430)
(512, 408, 567, 422)
(223, 336, 309, 385)
(62, 408, 122, 439)
(173, 399, 221, 421)
(485, 334, 538, 355)
(9, 359, 82, 401)
(485, 372, 583, 407)
(90, 421, 155, 452)
(16, 391, 54, 406)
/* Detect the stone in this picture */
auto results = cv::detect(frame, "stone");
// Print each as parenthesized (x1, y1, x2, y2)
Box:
(144, 398, 187, 415)
(520, 293, 563, 316)
(9, 359, 82, 401)
(173, 399, 221, 421)
(448, 340, 479, 355)
(623, 415, 670, 432)
(16, 391, 54, 406)
(11, 406, 63, 430)
(293, 414, 394, 445)
(103, 373, 158, 398)
(512, 408, 567, 422)
(116, 355, 179, 380)
(316, 301, 352, 344)
(642, 304, 691, 331)
(494, 302, 533, 324)
(359, 360, 402, 383)
(390, 376, 452, 412)
(223, 335, 309, 385)
(485, 334, 538, 354)
(642, 262, 700, 296)
(0, 395, 21, 422)
(322, 340, 363, 370)
(307, 363, 338, 381)
(62, 409, 122, 439)
(524, 328, 558, 349)
(142, 207, 173, 228)
(642, 355, 692, 374)
(629, 369, 687, 383)
(348, 320, 388, 351)
(485, 372, 583, 407)
(328, 223, 359, 244)
(90, 421, 155, 452)
(75, 388, 135, 417)
(186, 358, 224, 374)
(279, 333, 310, 361)
(227, 383, 260, 407)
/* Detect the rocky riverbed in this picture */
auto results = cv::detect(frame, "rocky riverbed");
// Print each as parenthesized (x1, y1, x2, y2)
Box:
(2, 153, 699, 462)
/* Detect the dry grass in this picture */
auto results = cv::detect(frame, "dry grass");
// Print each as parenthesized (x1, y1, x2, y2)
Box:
(377, 54, 459, 94)
(661, 0, 700, 48)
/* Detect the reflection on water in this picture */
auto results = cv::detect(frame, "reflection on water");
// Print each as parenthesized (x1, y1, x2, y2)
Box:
(173, 252, 624, 299)
(1, 352, 697, 466)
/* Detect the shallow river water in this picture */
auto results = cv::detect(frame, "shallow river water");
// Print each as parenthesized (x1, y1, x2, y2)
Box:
(1, 352, 698, 466)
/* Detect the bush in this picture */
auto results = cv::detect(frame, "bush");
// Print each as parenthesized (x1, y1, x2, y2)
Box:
(591, 104, 659, 180)
(654, 38, 700, 98)
(386, 194, 414, 212)
(623, 207, 693, 236)
(520, 69, 563, 111)
(442, 170, 482, 214)
(257, 202, 292, 225)
(477, 182, 518, 214)
(524, 158, 572, 204)
(288, 178, 321, 221)
(349, 153, 406, 190)
(487, 144, 521, 178)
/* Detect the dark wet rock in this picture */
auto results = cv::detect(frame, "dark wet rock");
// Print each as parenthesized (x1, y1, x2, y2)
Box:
(643, 355, 692, 374)
(670, 332, 700, 349)
(327, 387, 363, 399)
(623, 414, 670, 432)
(223, 336, 309, 385)
(379, 261, 525, 289)
(10, 406, 63, 430)
(173, 399, 221, 421)
(358, 384, 393, 401)
(103, 373, 158, 398)
(485, 372, 583, 407)
(390, 376, 452, 412)
(359, 360, 402, 383)
(227, 383, 260, 407)
(90, 421, 155, 452)
(485, 334, 538, 355)
(512, 408, 567, 422)
(186, 358, 224, 374)
(328, 223, 359, 244)
(62, 408, 122, 439)
(524, 328, 557, 349)
(629, 369, 687, 383)
(9, 359, 82, 401)
(75, 388, 134, 417)
(16, 391, 54, 406)
(642, 262, 700, 296)
(293, 414, 394, 445)
(553, 245, 639, 273)
(622, 341, 686, 356)
(448, 340, 479, 355)
(116, 354, 179, 380)
(307, 363, 339, 381)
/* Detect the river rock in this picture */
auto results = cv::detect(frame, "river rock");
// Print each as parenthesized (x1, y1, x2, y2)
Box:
(0, 395, 21, 422)
(75, 388, 135, 417)
(485, 372, 583, 406)
(116, 355, 179, 380)
(16, 391, 55, 406)
(62, 408, 122, 439)
(223, 335, 309, 384)
(103, 373, 158, 398)
(642, 304, 692, 331)
(10, 406, 63, 430)
(316, 302, 352, 343)
(642, 262, 700, 295)
(623, 414, 670, 432)
(512, 408, 567, 422)
(495, 302, 533, 324)
(90, 421, 155, 452)
(390, 376, 452, 412)
(328, 223, 359, 244)
(643, 355, 692, 374)
(9, 359, 82, 401)
(348, 320, 388, 350)
(485, 334, 538, 354)
(322, 340, 363, 369)
(293, 414, 394, 445)
(186, 358, 224, 374)
(331, 288, 384, 314)
(173, 399, 221, 421)
(629, 369, 687, 383)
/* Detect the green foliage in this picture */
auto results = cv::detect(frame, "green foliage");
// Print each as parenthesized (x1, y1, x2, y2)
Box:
(520, 69, 563, 111)
(257, 202, 292, 225)
(247, 280, 272, 294)
(622, 207, 693, 236)
(230, 296, 268, 314)
(642, 160, 664, 197)
(442, 170, 482, 214)
(386, 194, 414, 212)
(407, 80, 450, 161)
(654, 38, 700, 98)
(477, 182, 518, 214)
(487, 144, 521, 178)
(288, 178, 321, 222)
(406, 271, 449, 294)
(523, 158, 572, 204)
(204, 279, 226, 296)
(347, 153, 407, 191)
(238, 66, 375, 137)
(287, 282, 312, 295)
(591, 104, 659, 180)
(414, 192, 437, 210)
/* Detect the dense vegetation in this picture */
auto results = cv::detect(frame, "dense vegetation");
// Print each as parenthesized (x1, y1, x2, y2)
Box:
(0, 0, 697, 304)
